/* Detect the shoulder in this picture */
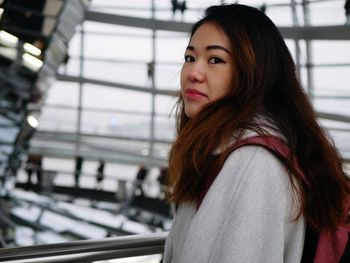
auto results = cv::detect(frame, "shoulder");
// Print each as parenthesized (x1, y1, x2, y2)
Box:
(197, 145, 304, 262)
(206, 144, 300, 221)
(220, 145, 290, 185)
(210, 145, 296, 211)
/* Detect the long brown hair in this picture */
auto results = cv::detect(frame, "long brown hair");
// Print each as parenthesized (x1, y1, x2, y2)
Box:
(167, 4, 350, 231)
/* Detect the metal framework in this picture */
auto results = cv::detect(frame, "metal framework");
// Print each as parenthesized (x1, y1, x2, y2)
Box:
(0, 0, 350, 258)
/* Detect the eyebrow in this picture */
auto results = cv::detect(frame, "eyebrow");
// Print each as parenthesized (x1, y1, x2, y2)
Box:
(186, 45, 231, 55)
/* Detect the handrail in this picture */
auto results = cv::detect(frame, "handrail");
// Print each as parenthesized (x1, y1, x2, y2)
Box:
(0, 232, 168, 262)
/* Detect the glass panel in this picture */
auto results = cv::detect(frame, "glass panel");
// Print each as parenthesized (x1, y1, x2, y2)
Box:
(313, 67, 350, 93)
(84, 21, 152, 37)
(312, 40, 350, 64)
(308, 0, 345, 26)
(320, 119, 350, 131)
(38, 108, 77, 132)
(314, 98, 350, 116)
(155, 94, 177, 115)
(285, 40, 307, 67)
(154, 142, 171, 159)
(154, 0, 178, 20)
(45, 81, 79, 106)
(84, 23, 152, 61)
(80, 135, 150, 157)
(154, 63, 181, 90)
(299, 67, 309, 92)
(285, 39, 296, 60)
(156, 31, 188, 62)
(155, 116, 176, 141)
(58, 57, 80, 76)
(82, 84, 151, 112)
(90, 0, 152, 18)
(328, 130, 350, 159)
(81, 111, 151, 138)
(67, 32, 81, 57)
(30, 136, 76, 155)
(9, 0, 350, 249)
(83, 60, 148, 87)
(266, 6, 293, 26)
(0, 128, 18, 143)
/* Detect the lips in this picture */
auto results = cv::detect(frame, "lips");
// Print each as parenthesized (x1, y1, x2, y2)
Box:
(185, 88, 206, 100)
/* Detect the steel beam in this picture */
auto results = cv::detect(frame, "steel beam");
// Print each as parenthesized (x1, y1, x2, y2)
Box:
(86, 11, 350, 40)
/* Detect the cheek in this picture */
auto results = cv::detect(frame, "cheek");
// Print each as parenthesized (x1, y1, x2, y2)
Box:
(221, 73, 233, 95)
(210, 74, 232, 100)
(180, 66, 186, 90)
(226, 77, 233, 89)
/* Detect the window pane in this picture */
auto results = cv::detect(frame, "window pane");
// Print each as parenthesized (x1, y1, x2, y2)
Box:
(84, 23, 152, 61)
(313, 67, 350, 92)
(308, 1, 345, 26)
(90, 0, 152, 17)
(67, 32, 81, 57)
(155, 63, 181, 90)
(155, 116, 175, 141)
(38, 108, 77, 132)
(266, 6, 293, 26)
(45, 81, 79, 107)
(314, 98, 350, 116)
(84, 60, 148, 87)
(155, 94, 177, 115)
(82, 84, 151, 112)
(156, 31, 188, 62)
(312, 41, 350, 64)
(81, 111, 151, 138)
(60, 57, 80, 76)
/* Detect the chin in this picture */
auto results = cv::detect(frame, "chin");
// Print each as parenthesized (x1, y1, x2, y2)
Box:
(185, 108, 200, 118)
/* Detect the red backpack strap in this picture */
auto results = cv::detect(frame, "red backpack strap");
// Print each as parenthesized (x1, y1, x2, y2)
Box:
(315, 228, 349, 263)
(196, 135, 305, 209)
(231, 135, 350, 263)
(197, 135, 349, 262)
(234, 135, 308, 185)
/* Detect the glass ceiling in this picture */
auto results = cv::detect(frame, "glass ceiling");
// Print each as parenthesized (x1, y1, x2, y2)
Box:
(0, 0, 348, 252)
(29, 0, 350, 178)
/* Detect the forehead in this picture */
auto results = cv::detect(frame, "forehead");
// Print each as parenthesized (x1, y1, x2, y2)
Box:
(189, 22, 231, 49)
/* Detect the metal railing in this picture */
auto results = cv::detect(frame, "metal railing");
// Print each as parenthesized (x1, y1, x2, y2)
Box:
(0, 232, 168, 263)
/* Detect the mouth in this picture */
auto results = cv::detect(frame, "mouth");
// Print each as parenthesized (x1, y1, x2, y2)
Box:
(185, 88, 206, 100)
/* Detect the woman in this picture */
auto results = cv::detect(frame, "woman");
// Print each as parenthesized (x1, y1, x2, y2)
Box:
(163, 4, 350, 263)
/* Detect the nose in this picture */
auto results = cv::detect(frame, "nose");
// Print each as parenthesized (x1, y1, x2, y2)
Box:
(187, 61, 205, 83)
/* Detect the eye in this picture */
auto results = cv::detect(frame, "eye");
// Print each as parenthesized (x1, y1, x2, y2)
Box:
(184, 55, 195, 62)
(209, 57, 224, 64)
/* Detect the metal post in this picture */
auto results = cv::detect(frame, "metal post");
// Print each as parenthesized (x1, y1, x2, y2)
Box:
(291, 0, 301, 79)
(149, 0, 156, 158)
(76, 25, 85, 156)
(302, 0, 314, 99)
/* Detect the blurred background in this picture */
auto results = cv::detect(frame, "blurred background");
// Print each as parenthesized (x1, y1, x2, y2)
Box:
(0, 0, 349, 261)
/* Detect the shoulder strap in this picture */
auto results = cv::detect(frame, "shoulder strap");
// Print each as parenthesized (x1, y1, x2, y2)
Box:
(236, 136, 349, 263)
(196, 135, 304, 209)
(197, 135, 349, 263)
(233, 135, 308, 184)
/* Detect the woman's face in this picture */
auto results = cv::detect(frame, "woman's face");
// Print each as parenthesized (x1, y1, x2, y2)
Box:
(181, 22, 234, 118)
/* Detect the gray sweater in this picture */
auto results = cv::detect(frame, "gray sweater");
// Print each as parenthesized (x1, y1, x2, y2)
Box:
(163, 145, 306, 263)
